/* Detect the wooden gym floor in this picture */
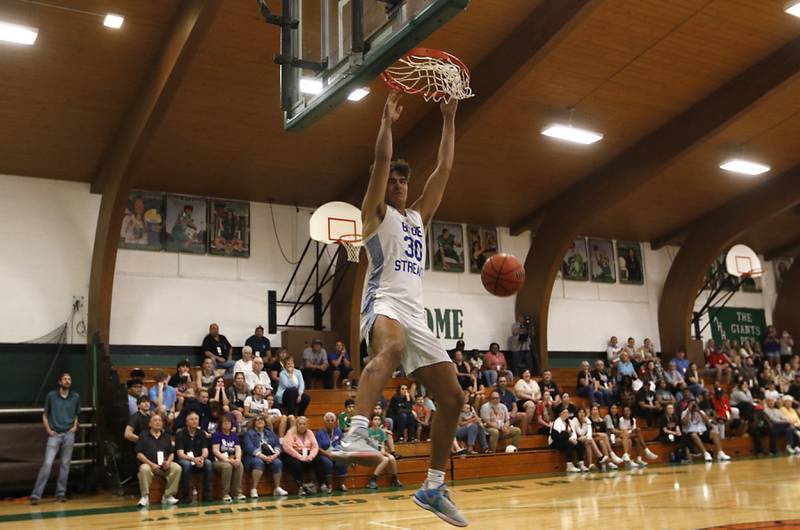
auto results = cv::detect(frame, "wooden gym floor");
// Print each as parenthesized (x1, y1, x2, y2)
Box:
(2, 456, 800, 529)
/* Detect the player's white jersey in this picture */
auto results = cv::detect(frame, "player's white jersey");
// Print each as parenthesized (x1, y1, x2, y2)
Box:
(361, 205, 426, 319)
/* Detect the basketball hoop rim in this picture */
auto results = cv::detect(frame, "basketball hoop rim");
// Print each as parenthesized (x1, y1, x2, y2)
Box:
(381, 47, 470, 97)
(334, 233, 363, 245)
(739, 268, 764, 279)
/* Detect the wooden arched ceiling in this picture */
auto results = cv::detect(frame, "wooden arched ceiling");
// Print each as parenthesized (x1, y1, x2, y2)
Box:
(0, 0, 799, 248)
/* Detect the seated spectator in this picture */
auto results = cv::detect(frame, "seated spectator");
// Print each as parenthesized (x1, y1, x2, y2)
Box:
(639, 338, 656, 362)
(245, 357, 272, 394)
(125, 396, 152, 443)
(730, 381, 755, 427)
(135, 414, 180, 507)
(763, 325, 782, 367)
(455, 392, 489, 454)
(244, 384, 269, 420)
(202, 322, 234, 378)
(497, 375, 529, 434)
(571, 408, 605, 471)
(245, 325, 271, 358)
(606, 336, 622, 367)
(339, 399, 355, 431)
(760, 398, 797, 454)
(681, 399, 730, 462)
(277, 358, 311, 417)
(480, 391, 522, 452)
(366, 415, 403, 489)
(174, 411, 212, 503)
(655, 379, 675, 408)
(372, 404, 397, 457)
(778, 362, 795, 394)
(454, 350, 474, 391)
(549, 408, 583, 473)
(389, 383, 415, 442)
(576, 361, 596, 405)
(623, 337, 640, 365)
(639, 360, 660, 385)
(205, 400, 239, 436)
(233, 346, 255, 377)
(211, 415, 245, 502)
(412, 395, 432, 442)
(780, 331, 794, 364)
(127, 379, 144, 415)
(706, 347, 732, 385)
(328, 340, 353, 389)
(281, 416, 328, 495)
(303, 339, 331, 389)
(264, 394, 288, 436)
(225, 372, 250, 425)
(779, 395, 800, 433)
(514, 369, 540, 427)
(168, 360, 193, 390)
(315, 412, 349, 492)
(764, 382, 781, 402)
(534, 391, 555, 435)
(468, 350, 488, 387)
(788, 373, 800, 402)
(658, 404, 688, 463)
(540, 370, 562, 406)
(616, 352, 637, 383)
(243, 415, 287, 498)
(174, 388, 211, 432)
(483, 342, 514, 383)
(209, 376, 231, 411)
(149, 371, 177, 422)
(196, 358, 216, 392)
(590, 360, 614, 405)
(605, 404, 654, 467)
(672, 351, 690, 376)
(265, 348, 287, 388)
(663, 361, 685, 391)
(685, 362, 706, 397)
(553, 393, 577, 419)
(635, 381, 663, 427)
(588, 405, 622, 467)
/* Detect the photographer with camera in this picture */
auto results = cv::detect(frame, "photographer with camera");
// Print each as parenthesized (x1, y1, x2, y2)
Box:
(510, 315, 538, 376)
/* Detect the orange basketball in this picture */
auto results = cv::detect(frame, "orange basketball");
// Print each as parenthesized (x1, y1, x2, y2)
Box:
(481, 253, 525, 297)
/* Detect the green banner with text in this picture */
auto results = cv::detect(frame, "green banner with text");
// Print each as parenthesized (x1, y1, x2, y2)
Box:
(710, 307, 767, 346)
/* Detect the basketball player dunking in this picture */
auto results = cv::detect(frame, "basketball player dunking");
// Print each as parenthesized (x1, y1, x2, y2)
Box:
(332, 91, 466, 526)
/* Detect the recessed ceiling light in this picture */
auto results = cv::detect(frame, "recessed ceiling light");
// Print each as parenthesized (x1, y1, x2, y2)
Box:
(785, 0, 800, 17)
(299, 77, 323, 95)
(347, 87, 370, 101)
(541, 124, 603, 145)
(0, 21, 38, 46)
(719, 158, 770, 176)
(103, 14, 124, 29)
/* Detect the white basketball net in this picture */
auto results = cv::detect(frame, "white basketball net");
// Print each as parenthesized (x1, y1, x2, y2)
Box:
(336, 236, 362, 263)
(384, 54, 474, 103)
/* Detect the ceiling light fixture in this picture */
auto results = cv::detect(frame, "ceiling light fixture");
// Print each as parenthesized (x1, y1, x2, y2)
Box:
(785, 0, 800, 17)
(719, 158, 770, 176)
(347, 87, 370, 101)
(299, 77, 323, 95)
(541, 123, 603, 145)
(0, 21, 38, 45)
(103, 13, 124, 29)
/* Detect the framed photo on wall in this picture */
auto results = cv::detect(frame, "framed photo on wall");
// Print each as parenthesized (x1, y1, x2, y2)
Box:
(466, 224, 499, 273)
(118, 190, 164, 251)
(165, 194, 208, 254)
(431, 221, 465, 272)
(616, 240, 644, 284)
(589, 238, 616, 283)
(562, 237, 589, 281)
(209, 199, 250, 257)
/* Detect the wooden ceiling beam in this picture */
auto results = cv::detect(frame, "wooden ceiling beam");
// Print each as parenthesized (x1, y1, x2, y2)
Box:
(765, 234, 800, 261)
(338, 0, 596, 204)
(774, 258, 800, 337)
(658, 165, 800, 355)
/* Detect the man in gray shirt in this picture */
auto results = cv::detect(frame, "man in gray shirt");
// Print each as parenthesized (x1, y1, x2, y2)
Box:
(303, 339, 331, 389)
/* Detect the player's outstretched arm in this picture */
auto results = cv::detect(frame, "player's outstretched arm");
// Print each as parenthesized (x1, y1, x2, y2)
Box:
(362, 91, 403, 237)
(411, 98, 458, 225)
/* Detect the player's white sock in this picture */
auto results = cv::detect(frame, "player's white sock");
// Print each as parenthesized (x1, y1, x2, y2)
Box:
(351, 415, 369, 431)
(426, 468, 445, 489)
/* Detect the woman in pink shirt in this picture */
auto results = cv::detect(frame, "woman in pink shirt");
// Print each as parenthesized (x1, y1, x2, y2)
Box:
(281, 416, 329, 495)
(483, 342, 514, 383)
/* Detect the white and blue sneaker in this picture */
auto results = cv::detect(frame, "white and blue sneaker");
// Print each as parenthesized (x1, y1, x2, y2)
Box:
(413, 482, 467, 527)
(330, 427, 381, 464)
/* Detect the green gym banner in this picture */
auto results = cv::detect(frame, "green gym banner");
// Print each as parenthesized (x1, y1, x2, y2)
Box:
(710, 307, 767, 345)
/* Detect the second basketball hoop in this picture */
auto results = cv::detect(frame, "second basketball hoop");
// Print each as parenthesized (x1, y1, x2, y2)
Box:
(382, 47, 474, 103)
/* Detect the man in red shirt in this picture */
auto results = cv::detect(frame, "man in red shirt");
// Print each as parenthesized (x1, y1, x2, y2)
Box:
(483, 343, 514, 383)
(706, 349, 732, 385)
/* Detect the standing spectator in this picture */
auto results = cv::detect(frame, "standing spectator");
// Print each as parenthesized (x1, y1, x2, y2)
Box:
(135, 414, 180, 507)
(211, 415, 245, 502)
(510, 314, 536, 376)
(534, 391, 555, 435)
(149, 371, 177, 422)
(125, 396, 152, 443)
(540, 370, 562, 406)
(681, 400, 730, 462)
(303, 339, 331, 389)
(243, 416, 288, 498)
(277, 358, 311, 416)
(315, 412, 349, 492)
(127, 378, 144, 415)
(174, 411, 212, 503)
(588, 405, 622, 466)
(30, 373, 80, 505)
(195, 358, 216, 392)
(245, 325, 271, 358)
(549, 408, 583, 473)
(658, 404, 688, 463)
(571, 408, 604, 470)
(281, 416, 328, 495)
(606, 336, 622, 366)
(202, 323, 234, 377)
(455, 392, 489, 454)
(389, 383, 415, 442)
(245, 357, 273, 393)
(233, 346, 255, 376)
(413, 395, 432, 442)
(328, 340, 353, 389)
(763, 326, 782, 367)
(366, 415, 403, 489)
(483, 343, 513, 382)
(480, 391, 522, 452)
(590, 360, 614, 405)
(225, 372, 250, 425)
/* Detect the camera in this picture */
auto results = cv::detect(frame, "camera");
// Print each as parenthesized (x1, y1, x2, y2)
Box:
(518, 315, 533, 343)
